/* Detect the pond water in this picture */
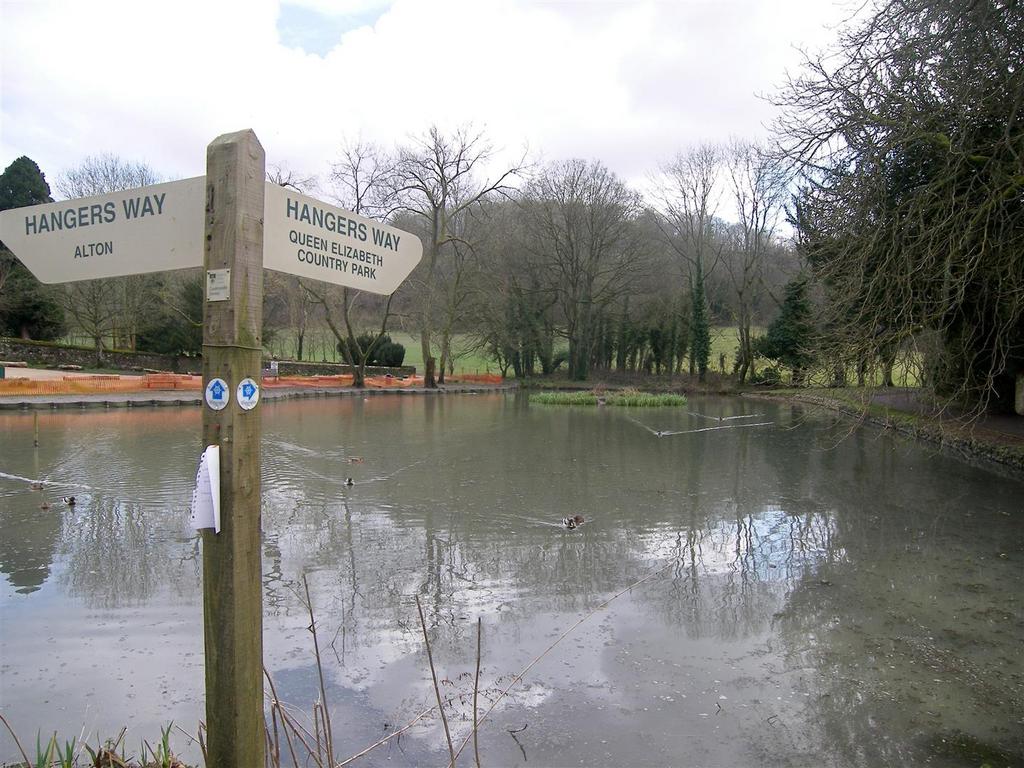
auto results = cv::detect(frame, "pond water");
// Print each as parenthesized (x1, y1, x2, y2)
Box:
(1, 394, 1022, 766)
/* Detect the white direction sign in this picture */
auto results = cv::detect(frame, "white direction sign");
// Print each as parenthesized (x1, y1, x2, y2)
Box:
(263, 183, 422, 295)
(0, 176, 422, 296)
(0, 177, 205, 283)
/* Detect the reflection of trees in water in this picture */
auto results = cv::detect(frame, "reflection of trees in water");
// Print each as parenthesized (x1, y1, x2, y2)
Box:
(252, 395, 1020, 766)
(639, 504, 840, 641)
(262, 491, 661, 656)
(261, 494, 847, 669)
(58, 498, 198, 608)
(625, 420, 843, 642)
(0, 499, 61, 594)
(257, 401, 857, 659)
(1, 409, 200, 604)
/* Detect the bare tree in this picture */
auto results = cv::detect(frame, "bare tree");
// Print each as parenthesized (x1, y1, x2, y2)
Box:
(464, 199, 559, 378)
(58, 153, 159, 199)
(652, 144, 724, 380)
(55, 154, 162, 359)
(393, 125, 524, 386)
(61, 279, 122, 361)
(725, 139, 787, 384)
(298, 140, 398, 387)
(265, 167, 320, 361)
(267, 164, 317, 195)
(522, 159, 644, 381)
(329, 140, 395, 220)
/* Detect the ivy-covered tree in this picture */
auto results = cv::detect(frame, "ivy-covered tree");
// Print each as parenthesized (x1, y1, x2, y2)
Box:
(0, 157, 66, 340)
(689, 263, 711, 381)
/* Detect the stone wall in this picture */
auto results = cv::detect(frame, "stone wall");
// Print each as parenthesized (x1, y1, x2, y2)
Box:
(0, 337, 416, 377)
(0, 337, 197, 372)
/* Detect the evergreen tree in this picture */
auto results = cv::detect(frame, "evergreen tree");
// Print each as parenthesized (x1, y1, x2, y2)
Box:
(0, 156, 52, 208)
(0, 157, 66, 340)
(756, 275, 815, 384)
(136, 275, 204, 355)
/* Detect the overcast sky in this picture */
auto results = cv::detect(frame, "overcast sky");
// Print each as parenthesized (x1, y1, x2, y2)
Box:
(1, 0, 854, 198)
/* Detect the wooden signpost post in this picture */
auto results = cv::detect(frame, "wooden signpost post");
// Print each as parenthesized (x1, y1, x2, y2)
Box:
(200, 130, 267, 766)
(0, 129, 422, 767)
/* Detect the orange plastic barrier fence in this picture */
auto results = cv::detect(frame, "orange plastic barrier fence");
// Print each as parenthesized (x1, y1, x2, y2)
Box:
(0, 371, 454, 397)
(449, 374, 504, 384)
(0, 373, 201, 396)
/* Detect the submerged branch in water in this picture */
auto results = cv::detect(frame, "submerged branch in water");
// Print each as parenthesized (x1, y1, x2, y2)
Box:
(418, 594, 456, 767)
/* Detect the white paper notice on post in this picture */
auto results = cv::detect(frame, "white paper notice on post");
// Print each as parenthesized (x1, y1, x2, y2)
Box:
(189, 445, 221, 533)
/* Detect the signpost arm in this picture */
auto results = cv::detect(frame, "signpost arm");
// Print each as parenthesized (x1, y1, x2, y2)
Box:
(201, 129, 266, 767)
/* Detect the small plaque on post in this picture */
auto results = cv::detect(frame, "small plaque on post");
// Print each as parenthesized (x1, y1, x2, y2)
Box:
(207, 269, 230, 301)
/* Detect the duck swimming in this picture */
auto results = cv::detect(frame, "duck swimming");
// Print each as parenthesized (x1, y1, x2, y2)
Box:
(345, 478, 354, 487)
(562, 515, 585, 529)
(62, 496, 76, 506)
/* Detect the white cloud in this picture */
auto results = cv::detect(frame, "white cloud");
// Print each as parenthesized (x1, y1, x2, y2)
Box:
(281, 0, 392, 17)
(1, 0, 851, 196)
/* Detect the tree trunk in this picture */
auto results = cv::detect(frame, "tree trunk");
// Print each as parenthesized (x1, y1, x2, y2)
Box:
(570, 326, 591, 381)
(737, 317, 751, 385)
(880, 349, 896, 387)
(616, 300, 629, 372)
(539, 336, 554, 375)
(438, 331, 452, 384)
(422, 329, 437, 388)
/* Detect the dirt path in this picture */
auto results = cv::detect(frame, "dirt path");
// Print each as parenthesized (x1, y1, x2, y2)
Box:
(0, 365, 141, 381)
(869, 387, 1024, 443)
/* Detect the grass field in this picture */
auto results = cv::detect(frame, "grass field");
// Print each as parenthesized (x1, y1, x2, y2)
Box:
(259, 329, 497, 374)
(63, 327, 761, 376)
(65, 325, 922, 386)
